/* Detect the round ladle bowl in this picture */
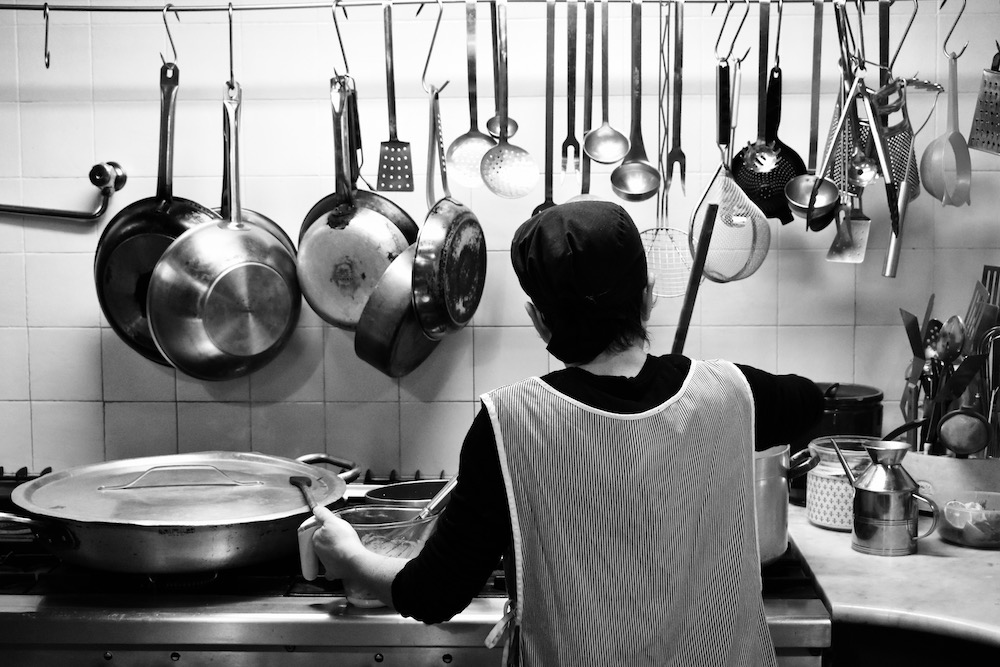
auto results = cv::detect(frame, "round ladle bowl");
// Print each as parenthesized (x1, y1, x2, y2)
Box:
(784, 174, 839, 224)
(486, 115, 518, 140)
(583, 122, 629, 165)
(610, 159, 660, 202)
(446, 131, 496, 188)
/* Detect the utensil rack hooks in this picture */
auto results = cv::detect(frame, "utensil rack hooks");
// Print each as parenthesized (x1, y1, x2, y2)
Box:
(0, 162, 127, 222)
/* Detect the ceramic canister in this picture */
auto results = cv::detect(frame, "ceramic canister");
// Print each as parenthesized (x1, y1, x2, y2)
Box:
(806, 436, 878, 531)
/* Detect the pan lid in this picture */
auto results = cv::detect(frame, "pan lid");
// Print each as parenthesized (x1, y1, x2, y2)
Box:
(11, 452, 346, 526)
(818, 382, 884, 407)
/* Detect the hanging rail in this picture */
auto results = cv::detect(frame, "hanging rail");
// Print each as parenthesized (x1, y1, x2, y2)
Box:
(0, 0, 940, 12)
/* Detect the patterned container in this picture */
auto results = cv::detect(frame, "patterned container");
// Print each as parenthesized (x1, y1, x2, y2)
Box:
(806, 436, 878, 531)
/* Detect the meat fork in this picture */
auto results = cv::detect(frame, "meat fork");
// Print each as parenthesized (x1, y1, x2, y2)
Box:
(561, 0, 580, 174)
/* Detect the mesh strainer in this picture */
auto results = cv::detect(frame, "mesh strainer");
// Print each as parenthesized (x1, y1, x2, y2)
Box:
(690, 58, 771, 284)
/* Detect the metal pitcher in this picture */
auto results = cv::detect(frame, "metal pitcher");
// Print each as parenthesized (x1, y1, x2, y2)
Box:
(829, 438, 939, 556)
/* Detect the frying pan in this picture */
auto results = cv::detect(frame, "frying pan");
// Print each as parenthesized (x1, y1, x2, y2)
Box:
(94, 63, 220, 365)
(297, 77, 418, 330)
(412, 197, 487, 340)
(146, 83, 301, 381)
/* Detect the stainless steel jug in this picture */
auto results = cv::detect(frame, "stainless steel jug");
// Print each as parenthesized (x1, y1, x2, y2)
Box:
(829, 438, 940, 556)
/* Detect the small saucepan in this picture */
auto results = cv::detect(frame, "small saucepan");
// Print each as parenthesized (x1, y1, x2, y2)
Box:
(146, 83, 300, 381)
(297, 76, 418, 330)
(94, 62, 220, 365)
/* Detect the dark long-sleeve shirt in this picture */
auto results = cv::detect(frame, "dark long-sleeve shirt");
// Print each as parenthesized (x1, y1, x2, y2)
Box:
(391, 354, 823, 623)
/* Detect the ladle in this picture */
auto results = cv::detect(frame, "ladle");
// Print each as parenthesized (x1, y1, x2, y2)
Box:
(935, 315, 966, 363)
(582, 0, 629, 164)
(486, 0, 518, 139)
(919, 51, 972, 206)
(481, 0, 538, 199)
(610, 0, 659, 202)
(445, 0, 496, 188)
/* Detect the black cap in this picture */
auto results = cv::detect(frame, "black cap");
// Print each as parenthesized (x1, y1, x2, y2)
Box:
(510, 201, 647, 364)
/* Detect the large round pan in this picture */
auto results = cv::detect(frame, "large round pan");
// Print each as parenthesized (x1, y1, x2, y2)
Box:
(147, 83, 300, 381)
(412, 197, 487, 340)
(94, 63, 221, 366)
(0, 451, 360, 574)
(297, 76, 418, 330)
(355, 244, 439, 377)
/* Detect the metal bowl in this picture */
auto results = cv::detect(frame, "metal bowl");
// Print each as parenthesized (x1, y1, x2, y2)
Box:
(784, 175, 839, 225)
(364, 479, 449, 508)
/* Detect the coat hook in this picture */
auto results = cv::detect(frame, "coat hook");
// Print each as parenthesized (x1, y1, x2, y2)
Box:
(940, 0, 968, 59)
(42, 3, 50, 69)
(161, 3, 180, 65)
(421, 0, 448, 94)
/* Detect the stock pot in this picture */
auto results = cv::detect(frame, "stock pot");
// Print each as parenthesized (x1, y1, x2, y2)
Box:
(0, 452, 359, 574)
(755, 444, 818, 565)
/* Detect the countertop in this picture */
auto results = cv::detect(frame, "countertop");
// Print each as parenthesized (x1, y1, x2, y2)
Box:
(787, 504, 1000, 647)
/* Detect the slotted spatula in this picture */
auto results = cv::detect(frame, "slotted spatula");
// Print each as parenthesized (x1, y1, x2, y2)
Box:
(376, 0, 414, 192)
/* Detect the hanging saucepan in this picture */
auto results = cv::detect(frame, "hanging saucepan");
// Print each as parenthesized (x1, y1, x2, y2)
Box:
(0, 451, 359, 574)
(94, 62, 221, 365)
(297, 76, 418, 330)
(412, 85, 487, 340)
(146, 83, 300, 381)
(355, 244, 439, 378)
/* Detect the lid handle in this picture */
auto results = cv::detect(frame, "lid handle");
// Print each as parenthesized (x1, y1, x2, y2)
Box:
(98, 465, 263, 491)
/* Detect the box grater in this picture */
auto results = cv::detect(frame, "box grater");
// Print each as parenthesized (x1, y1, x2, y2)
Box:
(969, 48, 1000, 156)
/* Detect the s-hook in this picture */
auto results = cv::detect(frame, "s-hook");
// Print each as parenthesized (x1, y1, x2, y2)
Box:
(331, 0, 350, 75)
(713, 0, 749, 62)
(421, 0, 448, 95)
(941, 0, 968, 59)
(42, 3, 50, 68)
(161, 3, 180, 65)
(227, 3, 235, 90)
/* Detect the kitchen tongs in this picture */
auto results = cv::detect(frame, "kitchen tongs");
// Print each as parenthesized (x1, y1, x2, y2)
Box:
(819, 0, 900, 232)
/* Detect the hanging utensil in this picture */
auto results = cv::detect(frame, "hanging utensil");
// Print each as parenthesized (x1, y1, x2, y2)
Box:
(610, 0, 659, 202)
(560, 0, 580, 175)
(486, 0, 517, 139)
(148, 81, 301, 381)
(969, 41, 1000, 156)
(582, 0, 628, 164)
(672, 204, 717, 356)
(376, 0, 413, 192)
(664, 0, 685, 193)
(920, 0, 971, 206)
(94, 62, 221, 367)
(534, 0, 557, 214)
(738, 1, 805, 225)
(572, 0, 598, 201)
(732, 0, 777, 176)
(481, 0, 538, 199)
(446, 0, 496, 188)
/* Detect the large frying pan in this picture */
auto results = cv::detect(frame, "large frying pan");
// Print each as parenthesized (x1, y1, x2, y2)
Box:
(0, 451, 360, 574)
(146, 82, 301, 381)
(297, 76, 418, 330)
(94, 63, 221, 365)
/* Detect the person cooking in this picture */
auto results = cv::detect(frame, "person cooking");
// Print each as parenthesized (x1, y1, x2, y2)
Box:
(312, 200, 823, 666)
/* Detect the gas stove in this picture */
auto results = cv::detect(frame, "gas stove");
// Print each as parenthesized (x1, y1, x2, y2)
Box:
(0, 471, 830, 665)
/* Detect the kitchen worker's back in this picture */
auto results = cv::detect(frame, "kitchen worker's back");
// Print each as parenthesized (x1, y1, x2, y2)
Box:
(483, 358, 775, 666)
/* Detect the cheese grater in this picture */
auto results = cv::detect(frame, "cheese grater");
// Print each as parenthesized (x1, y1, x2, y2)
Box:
(969, 46, 1000, 156)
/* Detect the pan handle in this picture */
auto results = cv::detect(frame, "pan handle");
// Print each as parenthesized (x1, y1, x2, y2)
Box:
(296, 453, 361, 483)
(0, 512, 78, 550)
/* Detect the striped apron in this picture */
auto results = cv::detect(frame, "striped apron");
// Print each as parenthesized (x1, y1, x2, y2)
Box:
(481, 359, 776, 667)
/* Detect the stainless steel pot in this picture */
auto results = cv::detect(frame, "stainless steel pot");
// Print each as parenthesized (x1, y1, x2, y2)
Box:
(146, 83, 300, 381)
(754, 444, 817, 565)
(0, 452, 359, 574)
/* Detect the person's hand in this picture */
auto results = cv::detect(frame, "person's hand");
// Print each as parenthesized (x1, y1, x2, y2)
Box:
(311, 505, 365, 581)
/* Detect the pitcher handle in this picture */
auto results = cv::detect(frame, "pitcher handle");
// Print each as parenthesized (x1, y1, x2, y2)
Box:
(788, 448, 820, 481)
(913, 492, 940, 539)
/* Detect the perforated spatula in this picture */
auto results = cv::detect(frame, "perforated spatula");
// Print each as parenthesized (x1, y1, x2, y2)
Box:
(376, 1, 414, 192)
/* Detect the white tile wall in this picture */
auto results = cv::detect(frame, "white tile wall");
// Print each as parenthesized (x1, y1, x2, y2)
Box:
(1, 1, 999, 479)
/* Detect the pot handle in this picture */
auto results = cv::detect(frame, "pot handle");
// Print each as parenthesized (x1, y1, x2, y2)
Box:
(788, 448, 820, 481)
(0, 511, 77, 550)
(296, 453, 361, 483)
(913, 492, 940, 540)
(884, 418, 927, 442)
